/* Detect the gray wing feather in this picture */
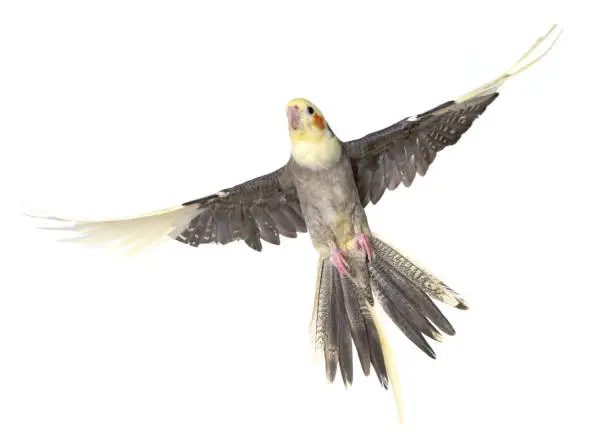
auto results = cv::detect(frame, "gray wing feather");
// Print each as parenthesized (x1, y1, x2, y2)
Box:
(279, 204, 307, 233)
(176, 167, 306, 251)
(241, 208, 263, 252)
(250, 205, 280, 245)
(214, 210, 231, 245)
(382, 150, 401, 191)
(345, 93, 499, 207)
(266, 205, 297, 238)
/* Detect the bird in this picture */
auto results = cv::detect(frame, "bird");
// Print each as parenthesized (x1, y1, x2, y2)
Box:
(32, 25, 561, 422)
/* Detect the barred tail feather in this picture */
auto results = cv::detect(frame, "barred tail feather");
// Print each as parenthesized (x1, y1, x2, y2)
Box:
(311, 235, 469, 422)
(28, 204, 203, 254)
(335, 272, 354, 387)
(311, 251, 396, 415)
(371, 235, 469, 310)
(340, 268, 373, 378)
(370, 271, 438, 359)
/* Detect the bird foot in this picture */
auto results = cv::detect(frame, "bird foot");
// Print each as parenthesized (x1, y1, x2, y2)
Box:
(354, 233, 375, 262)
(331, 248, 350, 277)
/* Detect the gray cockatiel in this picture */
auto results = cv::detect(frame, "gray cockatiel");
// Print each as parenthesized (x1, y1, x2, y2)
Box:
(34, 26, 561, 421)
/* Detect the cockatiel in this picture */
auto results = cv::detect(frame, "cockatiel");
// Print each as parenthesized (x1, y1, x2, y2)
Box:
(33, 26, 561, 421)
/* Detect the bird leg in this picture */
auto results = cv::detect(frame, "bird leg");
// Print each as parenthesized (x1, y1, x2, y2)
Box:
(354, 233, 375, 262)
(331, 246, 350, 277)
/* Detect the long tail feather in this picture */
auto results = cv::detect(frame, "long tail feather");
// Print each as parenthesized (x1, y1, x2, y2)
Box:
(311, 250, 392, 400)
(364, 304, 389, 388)
(311, 235, 470, 422)
(340, 272, 372, 376)
(27, 205, 203, 254)
(313, 259, 339, 383)
(371, 259, 446, 340)
(370, 275, 438, 359)
(370, 306, 403, 423)
(335, 269, 354, 387)
(325, 272, 339, 383)
(371, 235, 468, 309)
(373, 256, 455, 335)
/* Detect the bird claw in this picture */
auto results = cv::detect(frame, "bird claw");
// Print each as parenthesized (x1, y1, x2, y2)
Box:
(331, 248, 350, 277)
(355, 234, 375, 262)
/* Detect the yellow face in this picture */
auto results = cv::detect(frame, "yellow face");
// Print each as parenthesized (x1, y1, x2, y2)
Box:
(286, 98, 329, 143)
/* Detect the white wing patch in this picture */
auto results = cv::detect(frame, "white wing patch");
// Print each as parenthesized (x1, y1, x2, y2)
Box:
(29, 204, 203, 255)
(457, 24, 562, 103)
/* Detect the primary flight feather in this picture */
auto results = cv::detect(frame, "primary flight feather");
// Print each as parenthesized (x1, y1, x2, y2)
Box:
(33, 25, 561, 422)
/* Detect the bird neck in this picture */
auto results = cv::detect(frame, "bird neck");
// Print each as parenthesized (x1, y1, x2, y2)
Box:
(290, 133, 342, 171)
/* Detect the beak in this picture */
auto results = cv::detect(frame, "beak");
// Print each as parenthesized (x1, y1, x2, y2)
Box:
(287, 106, 300, 130)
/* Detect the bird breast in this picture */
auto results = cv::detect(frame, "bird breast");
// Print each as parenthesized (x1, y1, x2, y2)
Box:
(291, 137, 342, 171)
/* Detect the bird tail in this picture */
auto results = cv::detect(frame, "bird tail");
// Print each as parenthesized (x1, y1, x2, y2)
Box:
(27, 204, 203, 254)
(310, 235, 468, 422)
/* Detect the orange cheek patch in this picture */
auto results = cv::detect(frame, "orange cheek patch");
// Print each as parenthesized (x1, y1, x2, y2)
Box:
(313, 114, 325, 130)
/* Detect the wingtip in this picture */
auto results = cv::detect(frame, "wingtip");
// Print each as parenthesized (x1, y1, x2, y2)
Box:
(456, 24, 562, 103)
(549, 24, 564, 39)
(22, 211, 70, 223)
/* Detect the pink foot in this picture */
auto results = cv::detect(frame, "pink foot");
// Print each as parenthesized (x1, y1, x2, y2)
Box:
(331, 248, 350, 276)
(355, 234, 375, 261)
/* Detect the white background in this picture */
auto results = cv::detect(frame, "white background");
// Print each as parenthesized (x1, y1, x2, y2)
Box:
(1, 2, 611, 438)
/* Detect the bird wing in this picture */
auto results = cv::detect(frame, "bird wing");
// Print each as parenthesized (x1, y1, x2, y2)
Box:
(176, 166, 306, 251)
(344, 25, 561, 207)
(33, 165, 307, 253)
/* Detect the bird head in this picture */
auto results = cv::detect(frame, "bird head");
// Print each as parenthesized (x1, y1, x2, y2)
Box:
(286, 98, 331, 144)
(285, 98, 341, 170)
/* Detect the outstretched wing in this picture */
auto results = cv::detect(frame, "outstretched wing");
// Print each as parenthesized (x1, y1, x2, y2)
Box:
(346, 93, 499, 206)
(345, 25, 561, 207)
(34, 166, 306, 253)
(175, 167, 306, 251)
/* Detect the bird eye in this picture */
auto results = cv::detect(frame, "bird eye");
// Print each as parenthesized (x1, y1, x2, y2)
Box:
(307, 106, 314, 115)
